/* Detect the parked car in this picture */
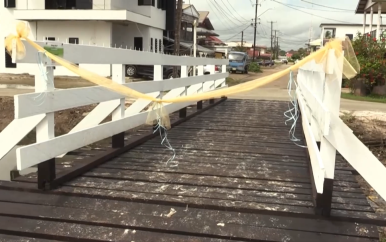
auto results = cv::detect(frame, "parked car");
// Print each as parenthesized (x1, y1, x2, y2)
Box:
(203, 65, 220, 75)
(125, 65, 180, 79)
(257, 60, 274, 67)
(282, 59, 288, 64)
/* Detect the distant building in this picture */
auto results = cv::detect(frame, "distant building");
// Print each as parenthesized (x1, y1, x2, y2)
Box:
(356, 0, 386, 40)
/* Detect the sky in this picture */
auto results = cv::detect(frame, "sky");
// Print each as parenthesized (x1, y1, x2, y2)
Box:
(187, 0, 363, 51)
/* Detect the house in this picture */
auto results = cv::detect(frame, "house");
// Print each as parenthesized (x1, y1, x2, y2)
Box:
(162, 5, 214, 56)
(1, 0, 175, 77)
(320, 23, 386, 46)
(356, 0, 386, 39)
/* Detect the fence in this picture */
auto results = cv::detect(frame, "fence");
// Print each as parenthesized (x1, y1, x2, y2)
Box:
(296, 49, 386, 216)
(0, 40, 228, 188)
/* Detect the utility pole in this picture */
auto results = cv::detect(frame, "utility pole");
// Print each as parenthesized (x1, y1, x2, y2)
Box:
(241, 31, 244, 48)
(173, 0, 183, 78)
(273, 30, 277, 59)
(267, 21, 277, 59)
(252, 0, 259, 62)
(276, 36, 279, 59)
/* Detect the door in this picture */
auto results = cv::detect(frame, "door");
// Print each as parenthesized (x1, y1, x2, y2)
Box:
(134, 37, 143, 51)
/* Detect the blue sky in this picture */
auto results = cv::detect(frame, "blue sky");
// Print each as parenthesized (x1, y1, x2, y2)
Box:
(188, 0, 363, 51)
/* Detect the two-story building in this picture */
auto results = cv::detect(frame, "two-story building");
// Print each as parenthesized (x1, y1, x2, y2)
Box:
(319, 23, 386, 46)
(1, 0, 175, 76)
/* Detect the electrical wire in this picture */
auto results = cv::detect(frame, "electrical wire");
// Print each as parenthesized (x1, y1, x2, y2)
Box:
(223, 25, 251, 41)
(226, 0, 251, 22)
(300, 0, 355, 11)
(272, 0, 355, 24)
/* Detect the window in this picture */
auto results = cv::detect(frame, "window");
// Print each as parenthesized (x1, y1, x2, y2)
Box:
(150, 38, 153, 52)
(138, 0, 152, 6)
(4, 0, 16, 8)
(45, 37, 56, 41)
(345, 34, 353, 40)
(152, 0, 155, 6)
(69, 37, 79, 44)
(157, 0, 161, 8)
(5, 49, 16, 68)
(155, 38, 158, 53)
(159, 39, 162, 53)
(161, 0, 166, 10)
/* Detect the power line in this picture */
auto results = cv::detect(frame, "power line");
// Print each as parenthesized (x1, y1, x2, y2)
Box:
(283, 2, 352, 12)
(211, 0, 243, 26)
(224, 25, 251, 41)
(272, 0, 354, 24)
(205, 0, 235, 29)
(300, 0, 354, 11)
(225, 0, 251, 22)
(219, 0, 249, 24)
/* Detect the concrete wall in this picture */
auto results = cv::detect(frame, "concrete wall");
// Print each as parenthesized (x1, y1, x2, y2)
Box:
(1, 18, 113, 76)
(112, 23, 163, 53)
(108, 0, 150, 16)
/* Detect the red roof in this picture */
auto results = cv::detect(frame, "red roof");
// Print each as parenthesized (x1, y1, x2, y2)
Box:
(286, 53, 293, 58)
(207, 36, 224, 44)
(247, 50, 272, 58)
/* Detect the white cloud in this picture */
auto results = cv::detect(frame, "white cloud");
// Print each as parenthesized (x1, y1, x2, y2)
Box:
(187, 0, 364, 50)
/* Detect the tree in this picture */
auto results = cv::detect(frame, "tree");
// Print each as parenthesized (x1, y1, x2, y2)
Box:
(325, 31, 332, 39)
(279, 50, 286, 56)
(292, 53, 301, 60)
(233, 45, 247, 52)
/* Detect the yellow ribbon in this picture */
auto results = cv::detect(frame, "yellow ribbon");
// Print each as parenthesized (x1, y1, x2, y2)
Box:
(4, 21, 360, 128)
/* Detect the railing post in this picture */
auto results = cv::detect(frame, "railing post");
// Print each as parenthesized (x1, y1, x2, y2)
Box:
(196, 65, 204, 109)
(317, 49, 343, 216)
(208, 64, 215, 104)
(179, 65, 188, 118)
(111, 64, 126, 148)
(153, 64, 163, 130)
(36, 53, 56, 190)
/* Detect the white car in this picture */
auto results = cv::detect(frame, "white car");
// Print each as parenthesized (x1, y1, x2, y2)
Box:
(203, 65, 220, 75)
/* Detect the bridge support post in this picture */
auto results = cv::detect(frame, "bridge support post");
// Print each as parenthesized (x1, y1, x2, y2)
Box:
(209, 99, 215, 104)
(38, 159, 56, 190)
(315, 179, 334, 216)
(36, 53, 56, 190)
(197, 101, 203, 109)
(179, 107, 187, 118)
(111, 64, 126, 148)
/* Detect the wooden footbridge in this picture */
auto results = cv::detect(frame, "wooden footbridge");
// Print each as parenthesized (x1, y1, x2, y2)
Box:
(0, 41, 385, 241)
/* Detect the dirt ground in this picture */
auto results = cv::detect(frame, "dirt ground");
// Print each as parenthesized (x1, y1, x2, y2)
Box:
(0, 73, 136, 89)
(341, 111, 386, 241)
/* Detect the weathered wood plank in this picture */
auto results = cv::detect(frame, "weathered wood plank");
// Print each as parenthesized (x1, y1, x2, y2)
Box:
(0, 201, 379, 241)
(0, 235, 60, 242)
(66, 176, 313, 205)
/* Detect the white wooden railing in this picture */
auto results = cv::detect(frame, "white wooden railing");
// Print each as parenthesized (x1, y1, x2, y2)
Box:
(297, 49, 386, 206)
(0, 40, 228, 175)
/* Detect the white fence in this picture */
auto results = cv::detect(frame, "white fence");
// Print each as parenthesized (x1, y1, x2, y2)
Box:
(297, 49, 386, 201)
(0, 40, 228, 174)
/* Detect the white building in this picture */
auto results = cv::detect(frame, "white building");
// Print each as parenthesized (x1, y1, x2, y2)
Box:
(356, 0, 386, 39)
(320, 23, 386, 46)
(1, 0, 174, 76)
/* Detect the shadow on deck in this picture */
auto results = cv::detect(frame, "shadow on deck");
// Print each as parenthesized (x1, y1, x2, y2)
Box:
(0, 99, 381, 241)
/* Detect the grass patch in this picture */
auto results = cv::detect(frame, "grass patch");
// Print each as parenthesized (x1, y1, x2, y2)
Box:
(341, 92, 386, 104)
(226, 77, 245, 87)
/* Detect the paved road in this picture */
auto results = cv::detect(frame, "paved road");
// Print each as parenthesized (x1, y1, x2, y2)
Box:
(229, 65, 386, 112)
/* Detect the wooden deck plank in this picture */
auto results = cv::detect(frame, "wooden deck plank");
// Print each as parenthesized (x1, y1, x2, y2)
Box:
(0, 193, 379, 240)
(0, 235, 61, 242)
(2, 99, 382, 240)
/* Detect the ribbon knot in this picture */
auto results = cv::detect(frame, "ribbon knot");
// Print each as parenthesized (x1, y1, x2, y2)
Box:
(5, 21, 30, 61)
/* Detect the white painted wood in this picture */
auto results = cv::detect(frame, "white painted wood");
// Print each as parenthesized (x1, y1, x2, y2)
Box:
(320, 49, 343, 179)
(16, 101, 192, 170)
(221, 63, 227, 87)
(125, 65, 163, 116)
(35, 54, 55, 145)
(325, 112, 386, 201)
(111, 64, 126, 120)
(18, 40, 228, 66)
(298, 79, 330, 136)
(297, 89, 325, 194)
(14, 73, 228, 119)
(0, 114, 45, 160)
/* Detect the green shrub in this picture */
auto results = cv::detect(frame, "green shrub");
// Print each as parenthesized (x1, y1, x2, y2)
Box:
(248, 62, 262, 73)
